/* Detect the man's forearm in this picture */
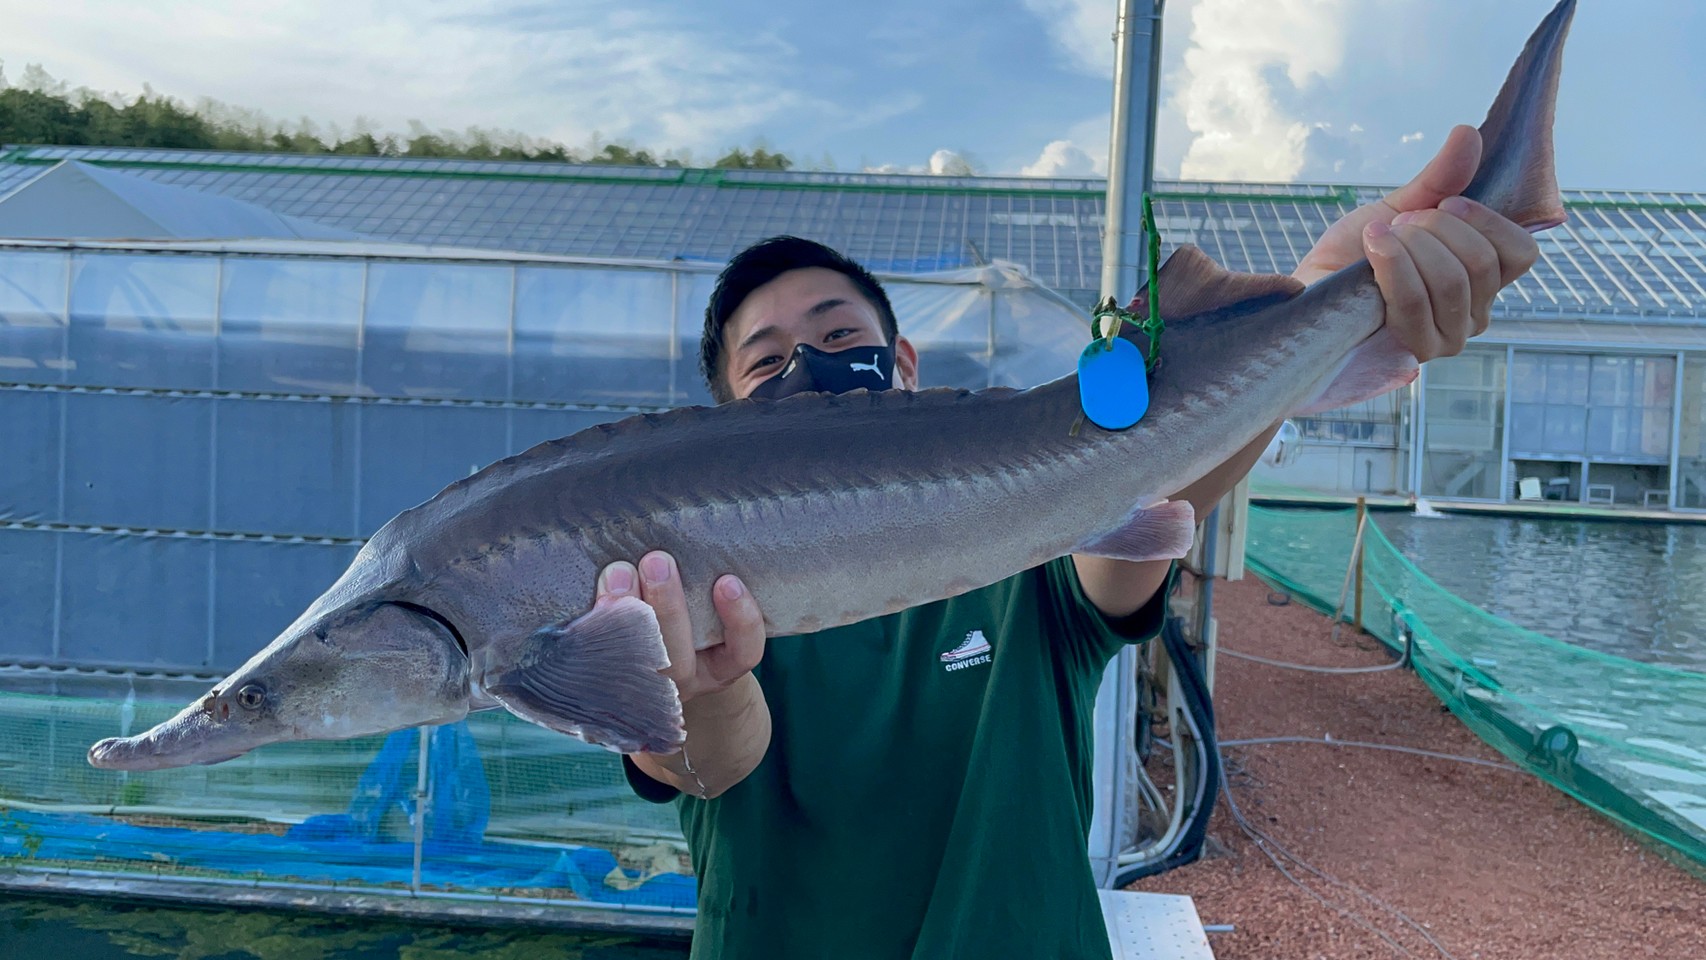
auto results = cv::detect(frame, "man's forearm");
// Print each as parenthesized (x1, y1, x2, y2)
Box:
(1172, 421, 1283, 517)
(631, 674, 771, 799)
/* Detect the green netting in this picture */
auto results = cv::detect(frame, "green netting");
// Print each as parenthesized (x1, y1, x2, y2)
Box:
(1245, 505, 1706, 874)
(0, 676, 694, 911)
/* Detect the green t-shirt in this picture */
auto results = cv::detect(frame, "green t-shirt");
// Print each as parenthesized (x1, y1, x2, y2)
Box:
(625, 557, 1169, 960)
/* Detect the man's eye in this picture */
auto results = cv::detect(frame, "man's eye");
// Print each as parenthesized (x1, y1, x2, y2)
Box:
(748, 356, 782, 375)
(824, 328, 856, 343)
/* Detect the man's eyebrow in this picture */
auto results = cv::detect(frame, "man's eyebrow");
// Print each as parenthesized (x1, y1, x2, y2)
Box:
(736, 324, 780, 352)
(734, 300, 849, 352)
(807, 297, 848, 318)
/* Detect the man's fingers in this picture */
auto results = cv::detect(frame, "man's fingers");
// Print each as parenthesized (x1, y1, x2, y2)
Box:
(1393, 207, 1501, 337)
(1393, 224, 1473, 359)
(701, 575, 766, 685)
(1384, 125, 1481, 214)
(1365, 221, 1443, 361)
(1438, 196, 1540, 287)
(637, 552, 697, 685)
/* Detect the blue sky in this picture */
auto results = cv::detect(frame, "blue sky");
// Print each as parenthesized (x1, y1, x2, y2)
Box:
(0, 0, 1700, 191)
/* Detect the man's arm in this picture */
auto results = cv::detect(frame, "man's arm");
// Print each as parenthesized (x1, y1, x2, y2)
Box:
(1074, 125, 1539, 618)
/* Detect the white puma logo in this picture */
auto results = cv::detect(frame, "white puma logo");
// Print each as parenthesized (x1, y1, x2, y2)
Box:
(849, 354, 886, 380)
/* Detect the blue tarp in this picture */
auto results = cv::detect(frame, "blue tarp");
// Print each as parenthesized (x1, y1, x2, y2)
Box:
(0, 722, 694, 910)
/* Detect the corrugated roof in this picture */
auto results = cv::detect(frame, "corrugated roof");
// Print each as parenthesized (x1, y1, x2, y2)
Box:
(1, 143, 1702, 321)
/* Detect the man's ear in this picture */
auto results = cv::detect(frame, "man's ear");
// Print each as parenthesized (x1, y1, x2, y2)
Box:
(895, 336, 920, 390)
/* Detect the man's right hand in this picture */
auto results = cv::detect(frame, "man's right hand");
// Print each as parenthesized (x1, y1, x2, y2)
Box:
(600, 551, 773, 798)
(597, 551, 767, 704)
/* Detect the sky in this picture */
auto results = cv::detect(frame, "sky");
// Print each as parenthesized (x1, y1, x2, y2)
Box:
(0, 0, 1700, 191)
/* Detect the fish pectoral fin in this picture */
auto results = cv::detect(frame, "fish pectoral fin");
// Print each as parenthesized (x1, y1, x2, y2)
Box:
(1072, 499, 1197, 563)
(1292, 328, 1420, 416)
(484, 596, 685, 755)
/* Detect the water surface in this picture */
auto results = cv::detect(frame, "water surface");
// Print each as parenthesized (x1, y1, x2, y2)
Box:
(1376, 512, 1706, 672)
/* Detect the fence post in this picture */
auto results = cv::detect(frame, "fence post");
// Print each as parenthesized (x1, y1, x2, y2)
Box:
(1354, 496, 1366, 631)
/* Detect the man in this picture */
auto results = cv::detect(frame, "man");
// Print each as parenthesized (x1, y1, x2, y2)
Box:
(599, 125, 1537, 958)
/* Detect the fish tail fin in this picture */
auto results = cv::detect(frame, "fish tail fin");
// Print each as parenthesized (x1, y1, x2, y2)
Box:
(1463, 0, 1577, 231)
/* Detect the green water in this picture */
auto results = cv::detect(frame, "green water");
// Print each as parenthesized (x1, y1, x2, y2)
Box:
(0, 895, 689, 960)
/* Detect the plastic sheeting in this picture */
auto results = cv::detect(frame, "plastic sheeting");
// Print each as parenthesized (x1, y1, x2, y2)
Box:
(0, 242, 1091, 674)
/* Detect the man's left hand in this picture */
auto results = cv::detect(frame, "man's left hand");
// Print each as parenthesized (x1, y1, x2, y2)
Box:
(1292, 123, 1540, 361)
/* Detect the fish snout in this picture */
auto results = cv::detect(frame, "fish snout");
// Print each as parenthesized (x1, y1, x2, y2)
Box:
(201, 690, 231, 723)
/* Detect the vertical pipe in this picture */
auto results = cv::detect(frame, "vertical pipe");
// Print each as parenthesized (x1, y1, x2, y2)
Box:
(1100, 0, 1165, 305)
(411, 725, 431, 894)
(1671, 350, 1685, 510)
(1500, 345, 1515, 502)
(1412, 363, 1429, 496)
(1091, 0, 1166, 891)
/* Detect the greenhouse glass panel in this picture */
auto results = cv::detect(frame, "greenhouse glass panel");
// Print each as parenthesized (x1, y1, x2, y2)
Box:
(219, 258, 364, 393)
(0, 527, 55, 660)
(0, 388, 60, 523)
(363, 262, 511, 400)
(356, 405, 512, 534)
(211, 540, 361, 672)
(888, 281, 989, 390)
(214, 399, 359, 538)
(68, 253, 219, 389)
(60, 533, 211, 670)
(62, 393, 211, 532)
(1421, 347, 1506, 500)
(513, 266, 674, 405)
(0, 250, 68, 384)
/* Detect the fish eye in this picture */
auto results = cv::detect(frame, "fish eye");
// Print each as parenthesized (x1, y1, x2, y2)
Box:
(236, 684, 266, 710)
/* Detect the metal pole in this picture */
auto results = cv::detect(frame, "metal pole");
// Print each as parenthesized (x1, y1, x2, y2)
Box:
(1091, 0, 1167, 892)
(1100, 0, 1165, 304)
(411, 726, 431, 894)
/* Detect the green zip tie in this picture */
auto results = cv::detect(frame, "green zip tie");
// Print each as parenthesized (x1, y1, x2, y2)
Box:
(1088, 192, 1164, 373)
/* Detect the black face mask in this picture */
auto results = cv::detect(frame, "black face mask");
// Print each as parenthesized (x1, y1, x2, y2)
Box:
(748, 342, 897, 400)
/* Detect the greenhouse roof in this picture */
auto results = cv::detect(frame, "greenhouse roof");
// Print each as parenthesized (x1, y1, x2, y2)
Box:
(1, 143, 1703, 321)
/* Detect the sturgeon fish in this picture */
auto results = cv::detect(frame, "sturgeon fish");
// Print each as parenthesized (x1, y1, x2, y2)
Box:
(88, 0, 1576, 771)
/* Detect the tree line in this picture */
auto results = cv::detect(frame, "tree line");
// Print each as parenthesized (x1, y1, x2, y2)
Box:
(0, 63, 795, 170)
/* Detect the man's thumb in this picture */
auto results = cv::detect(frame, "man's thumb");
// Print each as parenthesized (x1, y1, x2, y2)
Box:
(1385, 124, 1482, 214)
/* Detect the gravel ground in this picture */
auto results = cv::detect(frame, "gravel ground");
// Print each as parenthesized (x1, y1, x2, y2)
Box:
(1124, 574, 1706, 960)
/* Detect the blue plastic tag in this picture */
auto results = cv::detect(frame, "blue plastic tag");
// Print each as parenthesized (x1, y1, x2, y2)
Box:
(1078, 338, 1150, 430)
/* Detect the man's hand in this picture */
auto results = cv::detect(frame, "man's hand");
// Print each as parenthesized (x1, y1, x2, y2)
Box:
(1293, 124, 1539, 361)
(596, 552, 765, 705)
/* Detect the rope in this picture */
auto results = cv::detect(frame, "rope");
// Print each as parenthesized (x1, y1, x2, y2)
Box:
(1219, 647, 1404, 674)
(1219, 736, 1521, 773)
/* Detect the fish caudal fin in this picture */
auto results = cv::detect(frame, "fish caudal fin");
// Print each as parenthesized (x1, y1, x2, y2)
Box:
(1073, 500, 1197, 562)
(1293, 328, 1420, 415)
(1463, 0, 1576, 231)
(485, 596, 684, 754)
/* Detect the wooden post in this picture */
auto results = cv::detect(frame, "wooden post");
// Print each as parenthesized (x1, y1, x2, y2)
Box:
(1354, 496, 1366, 631)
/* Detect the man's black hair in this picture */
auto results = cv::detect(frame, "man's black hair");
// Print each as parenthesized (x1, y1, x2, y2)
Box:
(700, 236, 898, 402)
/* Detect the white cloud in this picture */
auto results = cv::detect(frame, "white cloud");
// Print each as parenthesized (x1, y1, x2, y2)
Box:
(863, 148, 978, 176)
(1400, 130, 1425, 143)
(0, 0, 810, 156)
(1170, 0, 1350, 182)
(1020, 0, 1116, 77)
(1022, 139, 1098, 177)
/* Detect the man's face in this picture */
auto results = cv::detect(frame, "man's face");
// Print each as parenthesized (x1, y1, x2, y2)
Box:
(720, 267, 919, 401)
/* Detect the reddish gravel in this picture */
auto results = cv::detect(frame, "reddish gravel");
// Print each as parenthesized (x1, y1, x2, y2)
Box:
(1124, 573, 1706, 960)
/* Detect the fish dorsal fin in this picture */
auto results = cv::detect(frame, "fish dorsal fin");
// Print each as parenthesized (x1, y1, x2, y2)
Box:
(1120, 244, 1304, 333)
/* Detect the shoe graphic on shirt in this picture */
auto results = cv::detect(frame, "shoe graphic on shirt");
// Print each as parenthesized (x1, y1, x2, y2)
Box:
(940, 630, 992, 663)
